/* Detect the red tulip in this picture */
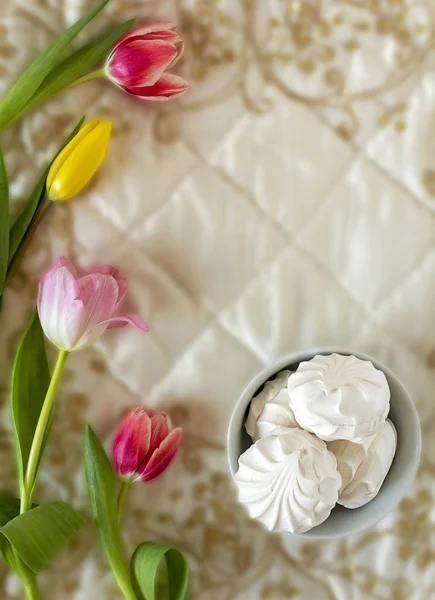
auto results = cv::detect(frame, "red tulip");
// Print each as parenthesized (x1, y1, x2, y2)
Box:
(113, 408, 183, 482)
(105, 22, 188, 102)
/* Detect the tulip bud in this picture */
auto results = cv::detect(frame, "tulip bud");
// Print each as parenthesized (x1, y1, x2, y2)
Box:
(46, 120, 112, 201)
(113, 408, 183, 483)
(105, 23, 188, 102)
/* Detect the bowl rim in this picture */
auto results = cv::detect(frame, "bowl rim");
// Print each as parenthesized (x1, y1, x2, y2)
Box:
(227, 347, 422, 539)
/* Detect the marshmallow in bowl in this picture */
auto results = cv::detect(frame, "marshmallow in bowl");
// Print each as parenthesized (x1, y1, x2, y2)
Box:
(245, 370, 299, 441)
(235, 427, 342, 534)
(287, 354, 390, 443)
(334, 419, 397, 509)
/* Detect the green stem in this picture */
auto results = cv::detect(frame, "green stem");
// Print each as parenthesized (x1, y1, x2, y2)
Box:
(114, 482, 136, 599)
(21, 349, 69, 512)
(13, 551, 41, 600)
(23, 577, 41, 600)
(65, 67, 106, 90)
(15, 349, 68, 598)
(114, 573, 137, 600)
(117, 480, 130, 524)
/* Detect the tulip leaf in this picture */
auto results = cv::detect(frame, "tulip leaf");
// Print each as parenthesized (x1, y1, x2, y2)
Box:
(0, 0, 111, 129)
(0, 531, 36, 583)
(10, 312, 51, 492)
(0, 494, 21, 527)
(24, 20, 135, 114)
(84, 426, 136, 599)
(0, 494, 37, 527)
(131, 542, 189, 600)
(0, 501, 83, 573)
(0, 535, 19, 572)
(0, 495, 38, 580)
(0, 495, 22, 572)
(8, 116, 85, 263)
(8, 175, 47, 263)
(0, 492, 38, 569)
(0, 146, 8, 294)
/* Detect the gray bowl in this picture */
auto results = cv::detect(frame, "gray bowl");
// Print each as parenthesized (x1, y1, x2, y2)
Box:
(227, 348, 421, 539)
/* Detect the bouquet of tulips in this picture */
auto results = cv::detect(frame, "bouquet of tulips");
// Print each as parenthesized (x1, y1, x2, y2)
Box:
(0, 1, 189, 599)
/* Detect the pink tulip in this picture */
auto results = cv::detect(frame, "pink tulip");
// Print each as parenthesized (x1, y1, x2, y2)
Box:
(113, 407, 183, 482)
(37, 257, 148, 351)
(105, 22, 188, 102)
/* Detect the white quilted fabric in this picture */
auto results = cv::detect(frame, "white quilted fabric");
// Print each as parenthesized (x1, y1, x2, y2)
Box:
(1, 0, 435, 599)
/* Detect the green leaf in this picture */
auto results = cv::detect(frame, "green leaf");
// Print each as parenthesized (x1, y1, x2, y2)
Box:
(0, 494, 36, 575)
(25, 20, 134, 113)
(10, 313, 51, 491)
(84, 426, 135, 599)
(8, 175, 47, 262)
(0, 147, 8, 292)
(0, 495, 20, 571)
(0, 494, 21, 527)
(8, 116, 85, 262)
(0, 535, 19, 572)
(0, 501, 83, 573)
(0, 0, 111, 129)
(0, 494, 38, 527)
(2, 116, 84, 307)
(131, 542, 189, 600)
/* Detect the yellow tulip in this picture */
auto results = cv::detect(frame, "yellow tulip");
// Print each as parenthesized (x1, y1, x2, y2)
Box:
(46, 119, 112, 201)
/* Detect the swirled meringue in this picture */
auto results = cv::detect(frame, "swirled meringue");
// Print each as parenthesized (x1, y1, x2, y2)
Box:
(245, 370, 298, 441)
(288, 354, 390, 443)
(335, 419, 397, 509)
(235, 428, 342, 534)
(327, 437, 371, 495)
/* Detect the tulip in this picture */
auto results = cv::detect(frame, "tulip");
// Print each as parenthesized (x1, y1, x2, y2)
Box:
(37, 257, 148, 351)
(113, 407, 183, 483)
(46, 120, 112, 201)
(105, 22, 188, 102)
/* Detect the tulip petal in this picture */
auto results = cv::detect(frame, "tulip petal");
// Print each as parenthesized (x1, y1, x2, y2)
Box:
(115, 22, 178, 49)
(75, 315, 148, 351)
(37, 264, 85, 351)
(148, 414, 170, 453)
(68, 273, 119, 349)
(48, 121, 112, 201)
(126, 74, 188, 102)
(79, 274, 119, 326)
(113, 408, 152, 479)
(139, 428, 183, 482)
(143, 30, 181, 42)
(107, 40, 178, 88)
(168, 40, 184, 68)
(47, 121, 100, 193)
(101, 314, 149, 331)
(143, 407, 157, 418)
(84, 265, 128, 306)
(53, 256, 80, 279)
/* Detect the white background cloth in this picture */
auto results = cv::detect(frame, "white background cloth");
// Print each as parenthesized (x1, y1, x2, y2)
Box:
(1, 0, 435, 598)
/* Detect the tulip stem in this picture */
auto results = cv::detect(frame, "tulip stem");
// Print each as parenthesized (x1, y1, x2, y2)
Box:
(13, 549, 40, 600)
(21, 350, 69, 513)
(65, 68, 106, 90)
(117, 480, 130, 523)
(23, 577, 41, 600)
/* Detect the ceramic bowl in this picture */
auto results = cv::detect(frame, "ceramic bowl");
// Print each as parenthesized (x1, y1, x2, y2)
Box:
(227, 348, 421, 539)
